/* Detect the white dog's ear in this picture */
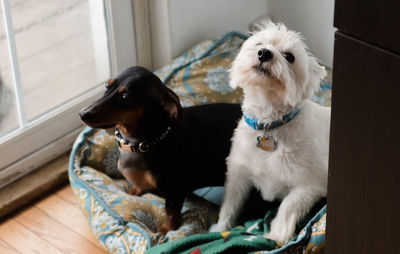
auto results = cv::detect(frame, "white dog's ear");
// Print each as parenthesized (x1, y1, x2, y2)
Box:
(229, 65, 240, 89)
(230, 78, 239, 89)
(305, 56, 327, 97)
(309, 56, 327, 81)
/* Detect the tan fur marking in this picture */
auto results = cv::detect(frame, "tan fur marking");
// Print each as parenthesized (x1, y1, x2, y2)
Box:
(118, 162, 158, 193)
(108, 79, 115, 86)
(118, 87, 127, 93)
(144, 171, 157, 189)
(115, 107, 144, 137)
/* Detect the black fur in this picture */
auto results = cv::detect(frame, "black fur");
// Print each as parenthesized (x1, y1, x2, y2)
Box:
(80, 66, 242, 232)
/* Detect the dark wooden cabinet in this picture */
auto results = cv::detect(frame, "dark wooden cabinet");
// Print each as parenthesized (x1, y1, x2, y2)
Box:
(334, 0, 400, 54)
(326, 1, 400, 253)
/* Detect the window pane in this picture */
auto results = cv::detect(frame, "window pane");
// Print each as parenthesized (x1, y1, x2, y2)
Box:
(10, 0, 110, 121)
(0, 4, 19, 137)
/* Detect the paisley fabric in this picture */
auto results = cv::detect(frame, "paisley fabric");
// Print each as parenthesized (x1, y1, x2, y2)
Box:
(69, 128, 218, 254)
(68, 31, 331, 254)
(155, 32, 247, 107)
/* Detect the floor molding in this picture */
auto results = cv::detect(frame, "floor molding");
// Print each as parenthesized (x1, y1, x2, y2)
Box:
(0, 152, 69, 219)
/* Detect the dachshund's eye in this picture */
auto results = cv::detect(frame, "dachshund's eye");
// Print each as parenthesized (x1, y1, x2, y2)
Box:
(121, 93, 128, 100)
(283, 52, 295, 63)
(105, 81, 110, 89)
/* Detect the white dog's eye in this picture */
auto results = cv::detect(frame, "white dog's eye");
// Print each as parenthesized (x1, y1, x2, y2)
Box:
(255, 42, 262, 46)
(283, 52, 295, 63)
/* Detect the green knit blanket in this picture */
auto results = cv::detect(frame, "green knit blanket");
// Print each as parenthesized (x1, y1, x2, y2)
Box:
(146, 204, 326, 254)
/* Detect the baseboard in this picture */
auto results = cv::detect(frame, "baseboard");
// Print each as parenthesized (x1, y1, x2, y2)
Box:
(0, 127, 82, 189)
(0, 152, 70, 219)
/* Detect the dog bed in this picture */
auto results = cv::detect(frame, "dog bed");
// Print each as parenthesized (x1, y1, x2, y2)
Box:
(68, 32, 332, 254)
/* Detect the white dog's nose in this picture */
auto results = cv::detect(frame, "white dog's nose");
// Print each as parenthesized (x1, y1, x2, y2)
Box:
(258, 48, 273, 62)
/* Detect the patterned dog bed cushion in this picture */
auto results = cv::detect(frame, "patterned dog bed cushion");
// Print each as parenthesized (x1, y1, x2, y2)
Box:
(68, 31, 332, 254)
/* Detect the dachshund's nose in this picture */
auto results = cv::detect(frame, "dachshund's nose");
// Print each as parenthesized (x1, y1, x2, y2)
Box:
(258, 48, 273, 62)
(79, 106, 93, 122)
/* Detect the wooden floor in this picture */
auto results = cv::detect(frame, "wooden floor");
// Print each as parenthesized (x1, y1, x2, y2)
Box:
(0, 184, 107, 254)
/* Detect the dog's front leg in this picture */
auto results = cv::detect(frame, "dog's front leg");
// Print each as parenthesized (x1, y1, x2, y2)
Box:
(264, 187, 318, 244)
(126, 185, 146, 196)
(210, 166, 251, 232)
(158, 197, 184, 234)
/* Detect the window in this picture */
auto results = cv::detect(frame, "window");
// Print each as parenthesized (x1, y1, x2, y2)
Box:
(0, 0, 136, 188)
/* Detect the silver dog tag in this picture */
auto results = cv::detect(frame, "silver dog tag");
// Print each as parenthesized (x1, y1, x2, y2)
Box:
(256, 135, 277, 152)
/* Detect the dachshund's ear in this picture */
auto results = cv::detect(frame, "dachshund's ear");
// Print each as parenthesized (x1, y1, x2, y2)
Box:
(164, 101, 179, 120)
(162, 87, 182, 122)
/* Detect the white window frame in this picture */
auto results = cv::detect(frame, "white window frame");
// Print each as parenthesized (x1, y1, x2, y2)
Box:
(0, 0, 137, 188)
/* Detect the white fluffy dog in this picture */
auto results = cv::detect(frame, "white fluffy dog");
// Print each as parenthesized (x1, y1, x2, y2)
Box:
(210, 22, 330, 244)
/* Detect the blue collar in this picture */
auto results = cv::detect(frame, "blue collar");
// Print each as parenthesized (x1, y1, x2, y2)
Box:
(243, 108, 301, 131)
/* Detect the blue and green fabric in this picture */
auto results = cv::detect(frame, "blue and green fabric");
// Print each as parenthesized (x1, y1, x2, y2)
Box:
(68, 31, 331, 254)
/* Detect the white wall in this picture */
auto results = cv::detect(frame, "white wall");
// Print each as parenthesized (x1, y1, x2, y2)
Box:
(149, 0, 268, 69)
(147, 0, 335, 69)
(168, 0, 268, 62)
(265, 0, 336, 67)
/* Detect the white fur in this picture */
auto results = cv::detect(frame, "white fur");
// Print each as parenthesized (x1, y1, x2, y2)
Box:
(210, 22, 330, 244)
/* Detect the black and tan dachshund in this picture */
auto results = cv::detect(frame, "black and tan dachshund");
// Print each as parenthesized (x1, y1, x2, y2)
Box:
(79, 66, 242, 233)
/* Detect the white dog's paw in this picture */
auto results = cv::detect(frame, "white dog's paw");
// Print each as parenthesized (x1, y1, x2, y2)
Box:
(263, 229, 292, 245)
(209, 222, 229, 232)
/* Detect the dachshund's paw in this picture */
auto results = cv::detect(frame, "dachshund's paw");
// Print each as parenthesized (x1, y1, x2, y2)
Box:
(157, 223, 170, 235)
(127, 186, 144, 196)
(158, 220, 180, 234)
